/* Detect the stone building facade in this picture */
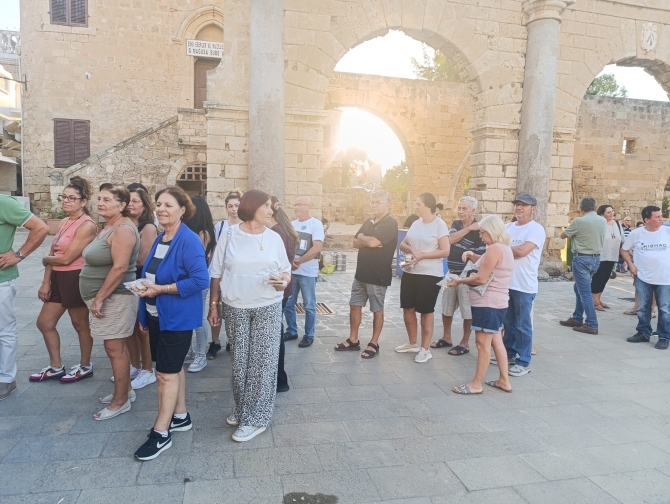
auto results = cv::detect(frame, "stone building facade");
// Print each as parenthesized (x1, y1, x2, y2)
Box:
(18, 0, 670, 265)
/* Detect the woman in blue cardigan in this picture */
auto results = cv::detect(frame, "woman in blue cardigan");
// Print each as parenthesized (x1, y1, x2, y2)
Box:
(133, 186, 209, 461)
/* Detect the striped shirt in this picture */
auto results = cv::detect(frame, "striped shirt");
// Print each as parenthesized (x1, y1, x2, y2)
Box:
(447, 219, 487, 274)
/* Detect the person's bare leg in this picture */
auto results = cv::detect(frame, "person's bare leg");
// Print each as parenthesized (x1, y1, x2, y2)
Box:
(154, 371, 180, 431)
(462, 319, 472, 344)
(68, 306, 92, 367)
(210, 322, 221, 343)
(174, 369, 187, 415)
(95, 339, 129, 417)
(349, 305, 362, 344)
(134, 321, 153, 371)
(458, 332, 493, 393)
(491, 332, 511, 391)
(420, 312, 434, 350)
(370, 310, 383, 346)
(125, 331, 141, 370)
(441, 314, 453, 344)
(36, 302, 67, 368)
(403, 308, 418, 345)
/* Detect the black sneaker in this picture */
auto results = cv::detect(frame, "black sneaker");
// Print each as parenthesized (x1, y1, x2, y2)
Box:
(226, 343, 231, 352)
(283, 333, 298, 342)
(169, 412, 192, 432)
(656, 338, 669, 350)
(277, 382, 290, 393)
(627, 332, 650, 343)
(298, 337, 314, 348)
(134, 429, 172, 461)
(206, 342, 222, 360)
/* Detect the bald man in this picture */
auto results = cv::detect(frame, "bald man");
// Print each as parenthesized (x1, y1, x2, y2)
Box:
(284, 197, 324, 348)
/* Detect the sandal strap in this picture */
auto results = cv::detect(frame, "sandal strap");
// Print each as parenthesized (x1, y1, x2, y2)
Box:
(366, 342, 379, 351)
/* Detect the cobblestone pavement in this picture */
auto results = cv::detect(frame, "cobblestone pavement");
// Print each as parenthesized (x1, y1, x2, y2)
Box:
(2, 233, 670, 503)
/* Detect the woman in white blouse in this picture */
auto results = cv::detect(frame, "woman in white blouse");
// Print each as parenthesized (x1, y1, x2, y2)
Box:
(591, 205, 624, 310)
(208, 189, 291, 443)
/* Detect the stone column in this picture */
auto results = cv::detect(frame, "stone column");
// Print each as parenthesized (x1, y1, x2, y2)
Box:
(248, 0, 285, 199)
(517, 0, 574, 225)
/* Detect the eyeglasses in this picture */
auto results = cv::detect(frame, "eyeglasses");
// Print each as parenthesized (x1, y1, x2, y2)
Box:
(58, 194, 82, 202)
(129, 199, 143, 205)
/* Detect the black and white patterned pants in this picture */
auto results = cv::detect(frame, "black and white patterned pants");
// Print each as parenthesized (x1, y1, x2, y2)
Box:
(223, 301, 282, 427)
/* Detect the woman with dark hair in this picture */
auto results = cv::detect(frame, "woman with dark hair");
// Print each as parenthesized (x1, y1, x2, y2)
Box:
(184, 195, 216, 372)
(591, 204, 624, 310)
(396, 192, 450, 364)
(208, 190, 243, 359)
(32, 176, 97, 383)
(80, 183, 139, 419)
(133, 186, 209, 460)
(208, 189, 291, 442)
(123, 187, 158, 390)
(269, 195, 298, 392)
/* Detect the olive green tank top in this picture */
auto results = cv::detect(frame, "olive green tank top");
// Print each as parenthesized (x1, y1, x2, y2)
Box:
(79, 222, 140, 301)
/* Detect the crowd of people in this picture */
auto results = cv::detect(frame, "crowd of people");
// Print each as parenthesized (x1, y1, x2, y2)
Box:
(0, 178, 667, 461)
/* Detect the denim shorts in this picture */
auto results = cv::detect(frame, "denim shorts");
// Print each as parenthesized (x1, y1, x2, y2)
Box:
(471, 306, 508, 334)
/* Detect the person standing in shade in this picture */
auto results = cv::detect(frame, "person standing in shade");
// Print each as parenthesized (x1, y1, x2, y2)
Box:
(284, 196, 324, 348)
(502, 193, 546, 377)
(430, 196, 486, 356)
(559, 197, 606, 335)
(621, 205, 670, 350)
(591, 205, 624, 311)
(0, 195, 49, 400)
(334, 190, 398, 358)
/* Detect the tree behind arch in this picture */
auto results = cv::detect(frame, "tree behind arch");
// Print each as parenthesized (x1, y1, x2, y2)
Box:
(586, 74, 628, 98)
(411, 45, 462, 82)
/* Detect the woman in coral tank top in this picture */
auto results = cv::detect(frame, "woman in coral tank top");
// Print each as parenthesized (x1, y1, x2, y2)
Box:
(30, 177, 97, 384)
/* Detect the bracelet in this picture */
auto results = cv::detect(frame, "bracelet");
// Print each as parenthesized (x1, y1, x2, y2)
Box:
(167, 284, 172, 295)
(210, 300, 220, 305)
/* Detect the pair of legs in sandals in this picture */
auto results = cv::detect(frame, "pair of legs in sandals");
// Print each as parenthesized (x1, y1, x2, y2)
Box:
(333, 306, 383, 359)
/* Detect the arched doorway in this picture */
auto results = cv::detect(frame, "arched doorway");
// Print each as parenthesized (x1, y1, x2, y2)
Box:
(192, 24, 223, 109)
(176, 162, 207, 196)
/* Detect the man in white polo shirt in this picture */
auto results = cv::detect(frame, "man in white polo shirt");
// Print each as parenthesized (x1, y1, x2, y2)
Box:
(284, 196, 324, 348)
(621, 205, 670, 350)
(502, 193, 546, 377)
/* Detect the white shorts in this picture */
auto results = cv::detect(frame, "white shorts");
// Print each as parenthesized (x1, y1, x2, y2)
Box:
(441, 282, 472, 319)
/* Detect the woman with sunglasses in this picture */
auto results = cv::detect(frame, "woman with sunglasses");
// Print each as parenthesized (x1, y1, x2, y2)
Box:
(31, 177, 97, 384)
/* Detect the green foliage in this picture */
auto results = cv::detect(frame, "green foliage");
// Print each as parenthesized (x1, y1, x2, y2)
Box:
(411, 45, 462, 82)
(663, 197, 669, 219)
(586, 74, 628, 98)
(664, 177, 670, 192)
(382, 160, 409, 201)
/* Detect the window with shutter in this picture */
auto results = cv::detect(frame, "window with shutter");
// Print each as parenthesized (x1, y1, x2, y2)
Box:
(54, 119, 90, 168)
(50, 0, 87, 27)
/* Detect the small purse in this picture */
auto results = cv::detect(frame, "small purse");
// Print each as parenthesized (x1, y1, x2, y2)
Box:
(460, 260, 495, 296)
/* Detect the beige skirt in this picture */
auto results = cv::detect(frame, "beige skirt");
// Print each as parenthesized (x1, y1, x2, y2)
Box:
(85, 293, 139, 340)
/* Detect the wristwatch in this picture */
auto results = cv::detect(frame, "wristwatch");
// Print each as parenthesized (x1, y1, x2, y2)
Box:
(15, 250, 24, 261)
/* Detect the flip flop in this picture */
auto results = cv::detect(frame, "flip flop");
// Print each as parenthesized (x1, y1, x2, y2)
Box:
(485, 380, 512, 393)
(452, 384, 482, 395)
(100, 390, 136, 404)
(93, 400, 131, 421)
(430, 339, 453, 349)
(448, 345, 469, 356)
(594, 304, 606, 311)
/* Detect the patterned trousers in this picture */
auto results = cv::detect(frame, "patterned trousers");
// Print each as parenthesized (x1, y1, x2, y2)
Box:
(223, 301, 282, 427)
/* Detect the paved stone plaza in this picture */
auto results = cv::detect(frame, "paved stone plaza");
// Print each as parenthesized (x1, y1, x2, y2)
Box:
(2, 233, 670, 504)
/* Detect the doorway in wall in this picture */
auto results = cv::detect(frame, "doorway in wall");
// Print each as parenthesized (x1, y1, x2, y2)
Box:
(194, 59, 219, 109)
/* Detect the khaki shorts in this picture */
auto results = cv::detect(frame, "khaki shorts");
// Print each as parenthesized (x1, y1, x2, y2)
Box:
(85, 293, 138, 340)
(441, 282, 472, 319)
(350, 279, 387, 313)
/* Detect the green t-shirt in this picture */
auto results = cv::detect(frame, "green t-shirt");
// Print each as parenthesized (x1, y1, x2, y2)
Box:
(564, 211, 606, 255)
(0, 195, 34, 283)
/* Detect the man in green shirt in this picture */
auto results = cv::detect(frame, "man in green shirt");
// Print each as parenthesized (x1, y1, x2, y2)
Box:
(0, 195, 49, 400)
(558, 197, 606, 335)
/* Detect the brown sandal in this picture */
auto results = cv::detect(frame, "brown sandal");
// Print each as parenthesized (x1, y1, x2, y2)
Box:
(334, 338, 360, 351)
(361, 342, 379, 359)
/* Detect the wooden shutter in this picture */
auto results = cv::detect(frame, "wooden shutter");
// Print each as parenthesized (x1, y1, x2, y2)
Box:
(73, 120, 90, 163)
(54, 119, 73, 168)
(51, 0, 68, 25)
(70, 0, 87, 26)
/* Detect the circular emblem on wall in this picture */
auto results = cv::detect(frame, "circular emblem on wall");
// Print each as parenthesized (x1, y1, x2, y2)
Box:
(641, 23, 658, 52)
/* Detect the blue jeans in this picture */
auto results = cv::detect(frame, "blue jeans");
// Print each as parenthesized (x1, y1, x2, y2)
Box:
(571, 255, 601, 329)
(285, 274, 317, 338)
(503, 289, 535, 367)
(635, 277, 670, 340)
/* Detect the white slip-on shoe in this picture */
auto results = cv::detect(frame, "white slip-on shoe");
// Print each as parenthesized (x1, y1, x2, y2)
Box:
(131, 369, 157, 390)
(232, 425, 266, 442)
(188, 354, 207, 373)
(414, 348, 433, 363)
(100, 389, 136, 404)
(111, 365, 140, 382)
(395, 342, 420, 353)
(226, 412, 240, 426)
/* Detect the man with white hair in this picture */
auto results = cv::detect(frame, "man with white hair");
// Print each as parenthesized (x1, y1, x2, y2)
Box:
(430, 196, 486, 356)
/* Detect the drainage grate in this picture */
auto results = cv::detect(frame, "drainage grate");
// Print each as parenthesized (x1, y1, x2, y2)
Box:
(295, 302, 335, 315)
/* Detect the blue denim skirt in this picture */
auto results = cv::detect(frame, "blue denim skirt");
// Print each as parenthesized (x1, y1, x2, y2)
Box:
(471, 306, 508, 334)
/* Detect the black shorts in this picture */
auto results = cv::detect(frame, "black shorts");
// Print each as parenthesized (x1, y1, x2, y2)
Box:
(147, 317, 192, 374)
(49, 269, 86, 309)
(400, 272, 442, 314)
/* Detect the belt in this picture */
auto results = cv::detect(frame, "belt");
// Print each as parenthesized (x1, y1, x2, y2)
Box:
(573, 252, 600, 257)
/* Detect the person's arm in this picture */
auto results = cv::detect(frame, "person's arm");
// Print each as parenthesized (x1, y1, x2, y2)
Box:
(0, 215, 49, 270)
(136, 224, 158, 268)
(560, 219, 578, 240)
(449, 222, 479, 244)
(462, 251, 483, 264)
(419, 235, 450, 259)
(42, 221, 97, 266)
(511, 241, 538, 259)
(357, 234, 383, 248)
(89, 226, 136, 317)
(207, 277, 222, 327)
(457, 246, 501, 286)
(620, 248, 636, 277)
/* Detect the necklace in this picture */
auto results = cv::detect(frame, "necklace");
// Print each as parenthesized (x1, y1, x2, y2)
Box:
(54, 212, 86, 246)
(246, 225, 265, 250)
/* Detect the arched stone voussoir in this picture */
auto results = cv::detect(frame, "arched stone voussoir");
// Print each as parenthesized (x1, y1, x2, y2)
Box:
(172, 5, 224, 44)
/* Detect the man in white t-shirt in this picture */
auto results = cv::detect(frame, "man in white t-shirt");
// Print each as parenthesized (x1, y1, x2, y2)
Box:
(621, 205, 670, 350)
(502, 193, 546, 377)
(284, 196, 325, 348)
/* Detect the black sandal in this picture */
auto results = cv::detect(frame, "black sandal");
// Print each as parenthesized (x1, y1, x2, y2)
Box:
(361, 342, 379, 359)
(334, 338, 360, 351)
(448, 345, 470, 356)
(430, 339, 453, 349)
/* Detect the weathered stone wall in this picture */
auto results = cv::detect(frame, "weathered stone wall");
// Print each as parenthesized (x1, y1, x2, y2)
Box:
(572, 95, 670, 219)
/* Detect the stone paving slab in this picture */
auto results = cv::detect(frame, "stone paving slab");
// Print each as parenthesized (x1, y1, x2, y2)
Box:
(1, 233, 670, 503)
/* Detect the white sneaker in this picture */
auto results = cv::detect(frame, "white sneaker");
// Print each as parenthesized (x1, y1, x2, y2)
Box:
(188, 354, 207, 373)
(226, 412, 240, 426)
(508, 364, 531, 377)
(414, 348, 433, 363)
(111, 365, 140, 382)
(184, 349, 196, 364)
(131, 369, 157, 389)
(232, 425, 266, 442)
(395, 342, 420, 353)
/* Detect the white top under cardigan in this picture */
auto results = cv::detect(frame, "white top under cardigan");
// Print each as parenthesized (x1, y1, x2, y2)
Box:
(209, 224, 291, 309)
